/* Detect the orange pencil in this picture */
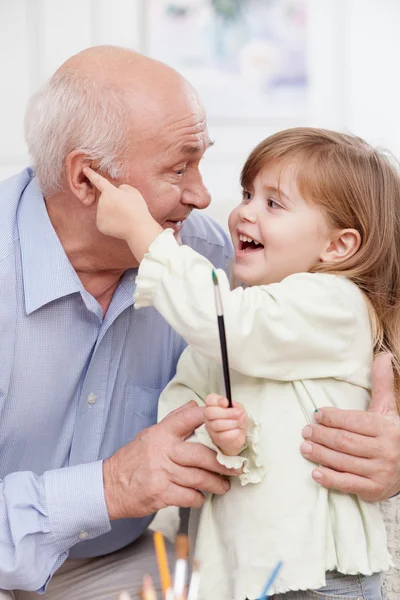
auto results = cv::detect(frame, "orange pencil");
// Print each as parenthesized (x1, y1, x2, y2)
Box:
(153, 531, 173, 598)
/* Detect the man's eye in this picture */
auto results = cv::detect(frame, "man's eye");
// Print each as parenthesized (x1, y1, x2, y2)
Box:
(175, 166, 187, 176)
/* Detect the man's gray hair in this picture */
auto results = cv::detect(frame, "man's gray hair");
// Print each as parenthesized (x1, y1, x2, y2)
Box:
(24, 70, 131, 197)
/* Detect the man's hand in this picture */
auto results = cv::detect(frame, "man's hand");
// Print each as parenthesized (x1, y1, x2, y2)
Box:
(83, 166, 163, 260)
(102, 401, 238, 520)
(205, 394, 248, 456)
(300, 353, 400, 501)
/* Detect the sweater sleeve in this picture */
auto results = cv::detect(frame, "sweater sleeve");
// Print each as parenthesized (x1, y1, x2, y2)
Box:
(135, 229, 360, 381)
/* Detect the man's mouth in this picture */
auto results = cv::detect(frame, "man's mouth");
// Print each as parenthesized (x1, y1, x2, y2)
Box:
(237, 233, 264, 253)
(165, 220, 184, 234)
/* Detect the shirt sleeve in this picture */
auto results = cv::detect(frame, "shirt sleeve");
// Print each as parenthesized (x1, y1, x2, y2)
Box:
(158, 346, 265, 485)
(135, 229, 359, 381)
(0, 461, 110, 592)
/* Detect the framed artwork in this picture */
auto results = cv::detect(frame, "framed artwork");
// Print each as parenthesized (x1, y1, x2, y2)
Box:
(143, 0, 308, 122)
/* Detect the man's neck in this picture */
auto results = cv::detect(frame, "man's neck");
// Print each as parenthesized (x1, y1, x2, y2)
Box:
(45, 192, 137, 315)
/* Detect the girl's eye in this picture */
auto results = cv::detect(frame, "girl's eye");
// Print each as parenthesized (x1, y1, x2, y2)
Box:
(242, 190, 252, 203)
(267, 197, 281, 209)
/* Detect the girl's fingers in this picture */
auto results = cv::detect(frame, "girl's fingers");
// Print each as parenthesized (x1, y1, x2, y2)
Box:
(205, 406, 242, 421)
(208, 419, 244, 433)
(205, 394, 229, 408)
(83, 166, 116, 193)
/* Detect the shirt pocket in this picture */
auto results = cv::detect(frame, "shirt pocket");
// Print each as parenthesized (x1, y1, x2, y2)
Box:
(122, 385, 161, 444)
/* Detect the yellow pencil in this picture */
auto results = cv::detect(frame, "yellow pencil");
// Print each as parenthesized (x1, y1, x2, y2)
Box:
(153, 531, 172, 598)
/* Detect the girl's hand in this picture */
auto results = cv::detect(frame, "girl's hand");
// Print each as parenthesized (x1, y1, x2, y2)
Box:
(204, 394, 248, 456)
(83, 167, 163, 260)
(83, 166, 150, 239)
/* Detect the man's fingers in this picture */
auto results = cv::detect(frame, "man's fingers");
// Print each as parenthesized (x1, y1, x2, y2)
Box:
(164, 483, 206, 509)
(310, 467, 379, 501)
(170, 463, 230, 496)
(161, 402, 205, 437)
(83, 166, 115, 193)
(302, 423, 380, 458)
(369, 352, 397, 416)
(300, 440, 372, 476)
(314, 407, 385, 436)
(171, 440, 240, 477)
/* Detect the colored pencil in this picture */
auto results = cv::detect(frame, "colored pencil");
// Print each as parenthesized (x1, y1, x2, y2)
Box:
(153, 531, 173, 599)
(258, 560, 283, 599)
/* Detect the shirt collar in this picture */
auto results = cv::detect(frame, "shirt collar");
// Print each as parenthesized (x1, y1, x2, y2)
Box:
(18, 176, 85, 315)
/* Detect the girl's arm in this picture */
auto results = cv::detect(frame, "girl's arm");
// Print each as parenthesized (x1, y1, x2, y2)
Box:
(136, 229, 363, 382)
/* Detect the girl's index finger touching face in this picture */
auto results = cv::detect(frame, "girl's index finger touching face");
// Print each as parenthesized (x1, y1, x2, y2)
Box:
(83, 166, 114, 193)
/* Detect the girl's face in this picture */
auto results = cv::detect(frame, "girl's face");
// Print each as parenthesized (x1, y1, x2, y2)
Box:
(228, 161, 333, 286)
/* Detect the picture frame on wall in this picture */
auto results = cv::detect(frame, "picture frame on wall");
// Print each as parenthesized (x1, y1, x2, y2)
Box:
(143, 0, 308, 123)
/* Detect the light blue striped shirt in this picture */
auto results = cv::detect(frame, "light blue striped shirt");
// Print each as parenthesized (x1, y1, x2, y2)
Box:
(0, 169, 233, 592)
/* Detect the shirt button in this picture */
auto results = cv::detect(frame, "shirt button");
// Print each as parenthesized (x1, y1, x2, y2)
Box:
(87, 393, 97, 406)
(79, 531, 89, 540)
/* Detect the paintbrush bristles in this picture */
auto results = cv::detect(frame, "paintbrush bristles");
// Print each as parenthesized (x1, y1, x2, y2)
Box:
(212, 269, 223, 316)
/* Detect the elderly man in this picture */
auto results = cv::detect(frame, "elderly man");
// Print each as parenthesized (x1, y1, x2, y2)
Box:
(0, 46, 399, 599)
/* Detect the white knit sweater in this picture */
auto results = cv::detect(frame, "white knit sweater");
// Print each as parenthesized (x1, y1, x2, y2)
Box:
(382, 496, 400, 599)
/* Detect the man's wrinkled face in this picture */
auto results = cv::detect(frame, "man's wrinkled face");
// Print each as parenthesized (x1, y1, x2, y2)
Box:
(119, 94, 212, 237)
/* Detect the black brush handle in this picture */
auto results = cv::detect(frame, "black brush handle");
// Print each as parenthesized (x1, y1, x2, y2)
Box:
(217, 315, 232, 407)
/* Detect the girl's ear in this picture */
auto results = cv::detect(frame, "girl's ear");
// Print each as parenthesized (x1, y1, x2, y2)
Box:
(320, 228, 361, 263)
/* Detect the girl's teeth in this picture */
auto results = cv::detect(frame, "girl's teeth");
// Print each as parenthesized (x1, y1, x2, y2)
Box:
(239, 234, 260, 245)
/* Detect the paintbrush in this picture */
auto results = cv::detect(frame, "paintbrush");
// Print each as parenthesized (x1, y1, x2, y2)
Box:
(173, 533, 189, 599)
(211, 270, 232, 407)
(153, 531, 173, 599)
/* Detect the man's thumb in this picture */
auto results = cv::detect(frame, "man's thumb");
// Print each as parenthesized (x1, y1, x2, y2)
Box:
(369, 352, 397, 416)
(162, 401, 205, 436)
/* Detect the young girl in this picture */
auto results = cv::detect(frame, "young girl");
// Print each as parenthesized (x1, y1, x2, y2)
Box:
(84, 127, 400, 600)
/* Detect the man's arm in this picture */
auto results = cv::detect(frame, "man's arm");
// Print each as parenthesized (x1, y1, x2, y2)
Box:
(301, 353, 400, 501)
(0, 462, 110, 591)
(1, 403, 234, 591)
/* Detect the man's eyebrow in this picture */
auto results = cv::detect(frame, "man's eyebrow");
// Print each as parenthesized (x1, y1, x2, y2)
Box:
(180, 139, 215, 155)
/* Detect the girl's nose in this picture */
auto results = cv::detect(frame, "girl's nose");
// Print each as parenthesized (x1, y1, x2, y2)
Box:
(238, 204, 257, 223)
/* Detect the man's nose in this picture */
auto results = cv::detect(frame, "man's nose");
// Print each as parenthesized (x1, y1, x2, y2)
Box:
(181, 171, 211, 210)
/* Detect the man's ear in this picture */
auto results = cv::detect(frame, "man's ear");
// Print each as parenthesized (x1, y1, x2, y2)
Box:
(320, 228, 361, 264)
(65, 151, 96, 207)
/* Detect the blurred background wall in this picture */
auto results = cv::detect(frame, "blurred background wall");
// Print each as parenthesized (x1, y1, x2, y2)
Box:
(0, 0, 399, 230)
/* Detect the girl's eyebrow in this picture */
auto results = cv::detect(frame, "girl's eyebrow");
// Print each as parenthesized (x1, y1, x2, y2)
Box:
(262, 183, 294, 204)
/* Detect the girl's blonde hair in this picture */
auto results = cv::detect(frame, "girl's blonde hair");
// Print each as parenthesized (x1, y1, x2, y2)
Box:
(241, 127, 400, 405)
